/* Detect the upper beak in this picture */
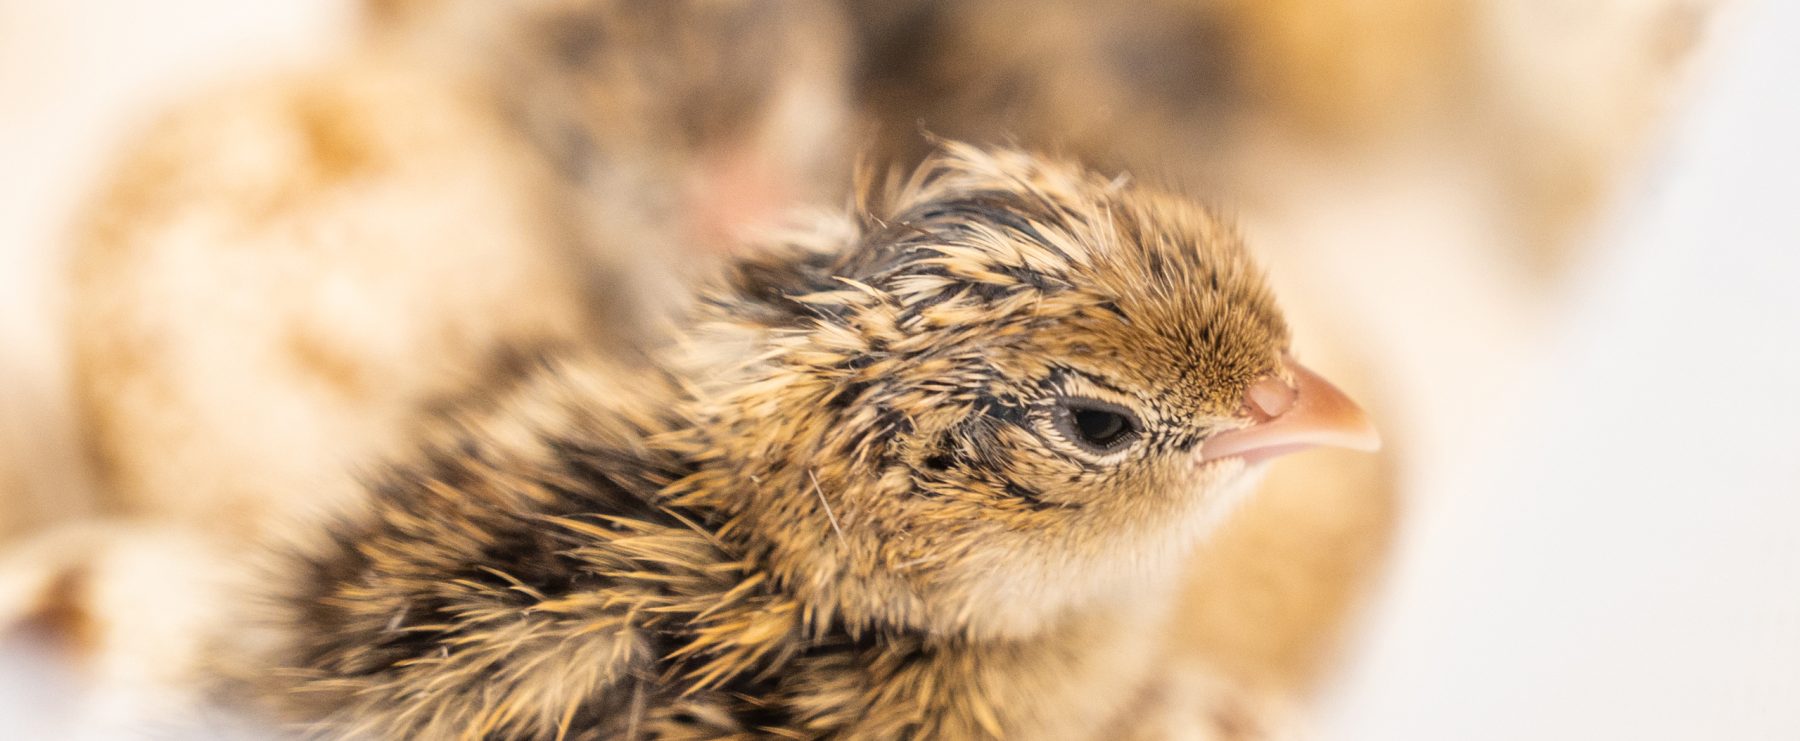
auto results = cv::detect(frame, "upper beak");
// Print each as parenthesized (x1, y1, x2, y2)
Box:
(1198, 356, 1381, 464)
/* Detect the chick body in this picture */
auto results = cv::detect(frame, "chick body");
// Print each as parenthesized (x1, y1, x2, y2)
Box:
(267, 145, 1310, 738)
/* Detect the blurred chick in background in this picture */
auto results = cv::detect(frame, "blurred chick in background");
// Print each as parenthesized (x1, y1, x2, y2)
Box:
(849, 0, 1715, 278)
(65, 0, 850, 540)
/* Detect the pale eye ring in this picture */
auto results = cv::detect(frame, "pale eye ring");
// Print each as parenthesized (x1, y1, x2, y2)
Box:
(1051, 397, 1142, 455)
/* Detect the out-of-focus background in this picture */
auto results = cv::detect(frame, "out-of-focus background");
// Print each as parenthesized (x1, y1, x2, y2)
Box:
(1, 0, 1795, 738)
(1322, 2, 1800, 737)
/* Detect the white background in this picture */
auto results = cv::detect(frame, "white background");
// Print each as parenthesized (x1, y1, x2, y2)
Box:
(1321, 1, 1800, 737)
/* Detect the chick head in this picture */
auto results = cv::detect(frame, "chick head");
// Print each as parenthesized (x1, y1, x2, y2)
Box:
(686, 143, 1377, 639)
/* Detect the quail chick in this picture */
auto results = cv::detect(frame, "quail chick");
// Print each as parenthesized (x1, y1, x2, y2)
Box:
(260, 144, 1378, 739)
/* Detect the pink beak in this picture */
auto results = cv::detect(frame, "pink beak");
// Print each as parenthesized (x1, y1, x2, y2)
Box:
(1198, 356, 1381, 464)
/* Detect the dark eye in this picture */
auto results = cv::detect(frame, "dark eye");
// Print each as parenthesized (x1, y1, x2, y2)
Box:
(1054, 398, 1141, 454)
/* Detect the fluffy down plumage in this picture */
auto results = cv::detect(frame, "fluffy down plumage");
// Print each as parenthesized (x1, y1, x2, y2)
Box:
(265, 144, 1295, 739)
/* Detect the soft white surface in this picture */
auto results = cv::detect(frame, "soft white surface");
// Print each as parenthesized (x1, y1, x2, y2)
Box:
(1320, 1, 1800, 737)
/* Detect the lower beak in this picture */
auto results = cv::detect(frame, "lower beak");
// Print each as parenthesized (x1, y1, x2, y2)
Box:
(1198, 356, 1381, 465)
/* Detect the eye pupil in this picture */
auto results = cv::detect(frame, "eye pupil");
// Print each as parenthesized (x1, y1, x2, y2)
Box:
(1053, 398, 1142, 454)
(1073, 409, 1127, 443)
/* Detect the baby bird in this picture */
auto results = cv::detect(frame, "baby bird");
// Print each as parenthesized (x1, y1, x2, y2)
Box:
(264, 144, 1377, 739)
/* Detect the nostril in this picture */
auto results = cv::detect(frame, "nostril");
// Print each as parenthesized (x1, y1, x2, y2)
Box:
(1245, 376, 1297, 421)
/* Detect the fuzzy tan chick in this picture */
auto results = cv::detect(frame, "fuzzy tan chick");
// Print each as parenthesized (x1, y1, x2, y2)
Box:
(258, 144, 1378, 739)
(63, 0, 851, 540)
